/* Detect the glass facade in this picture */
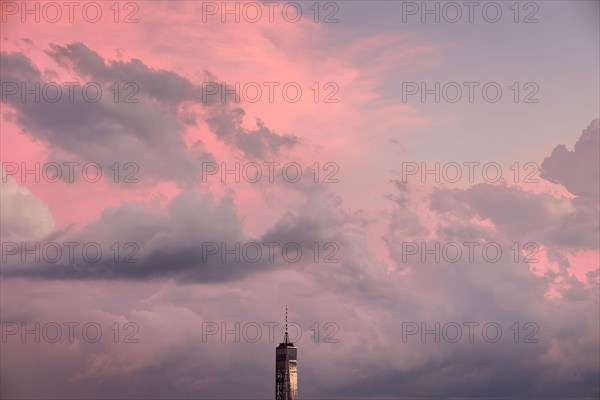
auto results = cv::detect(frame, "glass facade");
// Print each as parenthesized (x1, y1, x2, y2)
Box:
(275, 343, 298, 400)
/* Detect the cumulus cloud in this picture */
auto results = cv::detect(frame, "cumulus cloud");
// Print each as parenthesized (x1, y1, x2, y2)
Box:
(430, 183, 599, 250)
(1, 45, 300, 186)
(1, 50, 211, 186)
(1, 184, 359, 283)
(45, 43, 301, 159)
(428, 120, 600, 254)
(541, 119, 599, 199)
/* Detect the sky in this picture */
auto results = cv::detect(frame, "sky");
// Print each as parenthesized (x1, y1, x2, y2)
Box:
(0, 0, 599, 398)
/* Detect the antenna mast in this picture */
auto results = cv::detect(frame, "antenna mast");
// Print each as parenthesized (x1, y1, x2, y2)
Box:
(284, 305, 289, 344)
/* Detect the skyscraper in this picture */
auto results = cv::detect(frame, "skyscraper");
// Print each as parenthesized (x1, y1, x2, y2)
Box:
(275, 306, 298, 400)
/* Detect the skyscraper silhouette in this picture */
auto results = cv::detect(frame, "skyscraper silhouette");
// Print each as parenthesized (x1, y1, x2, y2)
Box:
(275, 306, 298, 400)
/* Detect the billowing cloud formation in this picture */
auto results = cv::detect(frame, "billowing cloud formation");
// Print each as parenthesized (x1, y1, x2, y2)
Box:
(1, 121, 598, 398)
(46, 43, 301, 159)
(430, 183, 599, 250)
(1, 44, 300, 186)
(1, 184, 350, 283)
(1, 178, 598, 398)
(0, 2, 598, 395)
(425, 121, 599, 289)
(1, 50, 210, 185)
(541, 119, 599, 198)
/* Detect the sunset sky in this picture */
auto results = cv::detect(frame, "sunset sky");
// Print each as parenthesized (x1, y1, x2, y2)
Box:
(1, 1, 599, 398)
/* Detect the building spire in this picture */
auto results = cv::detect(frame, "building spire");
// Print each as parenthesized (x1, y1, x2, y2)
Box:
(284, 305, 289, 344)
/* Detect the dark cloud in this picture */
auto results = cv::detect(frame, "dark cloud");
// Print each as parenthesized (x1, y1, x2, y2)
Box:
(1, 50, 211, 186)
(45, 43, 301, 159)
(46, 43, 206, 109)
(427, 119, 600, 253)
(1, 186, 355, 283)
(205, 108, 301, 159)
(1, 45, 300, 186)
(541, 119, 599, 199)
(430, 183, 599, 249)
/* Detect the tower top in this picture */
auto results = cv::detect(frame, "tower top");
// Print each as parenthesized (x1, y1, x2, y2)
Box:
(277, 305, 295, 347)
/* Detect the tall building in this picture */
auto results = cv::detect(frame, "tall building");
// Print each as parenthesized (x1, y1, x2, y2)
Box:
(275, 306, 298, 400)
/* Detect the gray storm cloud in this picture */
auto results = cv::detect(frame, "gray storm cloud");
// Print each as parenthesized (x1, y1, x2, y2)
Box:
(541, 119, 600, 199)
(1, 45, 300, 187)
